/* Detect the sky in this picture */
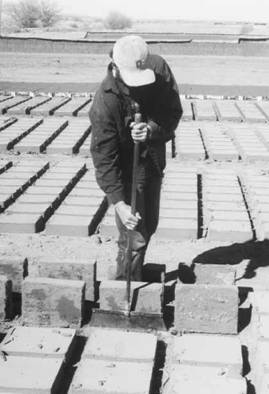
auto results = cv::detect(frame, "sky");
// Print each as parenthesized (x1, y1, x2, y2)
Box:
(4, 0, 269, 22)
(57, 0, 269, 22)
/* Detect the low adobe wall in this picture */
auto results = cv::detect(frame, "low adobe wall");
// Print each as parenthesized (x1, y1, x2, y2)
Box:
(0, 36, 269, 56)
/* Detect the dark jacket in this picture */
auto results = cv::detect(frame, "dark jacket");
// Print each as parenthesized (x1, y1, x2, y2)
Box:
(90, 53, 182, 205)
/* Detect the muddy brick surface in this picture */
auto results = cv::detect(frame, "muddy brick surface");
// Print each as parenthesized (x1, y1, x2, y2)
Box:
(175, 283, 239, 334)
(0, 257, 28, 292)
(0, 275, 12, 320)
(194, 263, 236, 285)
(0, 326, 76, 359)
(22, 277, 85, 328)
(70, 359, 154, 394)
(83, 328, 157, 362)
(0, 356, 65, 393)
(30, 258, 96, 301)
(99, 280, 162, 314)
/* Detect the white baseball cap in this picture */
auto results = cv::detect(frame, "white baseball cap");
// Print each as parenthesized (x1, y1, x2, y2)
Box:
(113, 35, 155, 87)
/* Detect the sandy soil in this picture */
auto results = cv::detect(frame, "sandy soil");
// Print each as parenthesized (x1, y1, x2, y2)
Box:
(0, 53, 269, 88)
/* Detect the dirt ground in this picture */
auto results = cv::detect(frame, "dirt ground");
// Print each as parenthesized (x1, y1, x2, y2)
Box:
(0, 31, 268, 391)
(1, 53, 269, 88)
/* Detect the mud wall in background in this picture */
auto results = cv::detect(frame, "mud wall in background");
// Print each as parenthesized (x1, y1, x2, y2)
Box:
(0, 36, 269, 56)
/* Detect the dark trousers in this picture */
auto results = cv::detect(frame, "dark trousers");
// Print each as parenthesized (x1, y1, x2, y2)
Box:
(115, 177, 162, 281)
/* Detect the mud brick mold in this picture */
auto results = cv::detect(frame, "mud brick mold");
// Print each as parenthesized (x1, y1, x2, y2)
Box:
(0, 275, 12, 320)
(194, 263, 236, 285)
(0, 356, 65, 393)
(163, 365, 247, 394)
(29, 258, 96, 301)
(83, 327, 157, 362)
(0, 256, 28, 292)
(0, 326, 76, 359)
(69, 359, 153, 394)
(171, 333, 242, 376)
(22, 277, 85, 328)
(174, 283, 239, 334)
(99, 280, 162, 314)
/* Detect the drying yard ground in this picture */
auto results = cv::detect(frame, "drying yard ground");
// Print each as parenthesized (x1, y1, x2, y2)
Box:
(1, 53, 269, 95)
(0, 53, 269, 85)
(1, 33, 269, 393)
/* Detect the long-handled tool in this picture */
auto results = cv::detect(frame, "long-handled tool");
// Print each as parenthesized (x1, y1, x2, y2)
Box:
(90, 103, 166, 331)
(124, 105, 141, 317)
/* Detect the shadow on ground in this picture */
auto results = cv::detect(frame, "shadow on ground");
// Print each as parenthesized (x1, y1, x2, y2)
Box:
(162, 239, 269, 332)
(192, 239, 269, 281)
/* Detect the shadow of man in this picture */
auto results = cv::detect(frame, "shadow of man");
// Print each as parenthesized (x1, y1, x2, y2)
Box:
(192, 239, 269, 281)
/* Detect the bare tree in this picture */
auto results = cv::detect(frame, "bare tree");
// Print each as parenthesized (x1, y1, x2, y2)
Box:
(39, 0, 61, 27)
(6, 0, 61, 29)
(104, 11, 132, 30)
(7, 0, 40, 28)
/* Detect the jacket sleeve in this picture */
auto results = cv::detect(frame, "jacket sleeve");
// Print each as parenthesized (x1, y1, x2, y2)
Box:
(147, 57, 183, 143)
(89, 94, 124, 205)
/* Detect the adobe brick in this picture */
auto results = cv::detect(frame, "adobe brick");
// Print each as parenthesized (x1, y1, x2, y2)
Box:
(22, 277, 85, 328)
(253, 340, 269, 394)
(171, 333, 242, 376)
(18, 194, 56, 204)
(206, 193, 244, 202)
(206, 201, 246, 211)
(0, 356, 65, 393)
(160, 200, 197, 210)
(7, 202, 49, 214)
(56, 205, 98, 217)
(99, 215, 118, 239)
(135, 282, 163, 314)
(161, 191, 197, 201)
(194, 263, 236, 285)
(29, 258, 96, 301)
(260, 374, 269, 394)
(209, 211, 249, 222)
(160, 208, 197, 219)
(174, 283, 238, 334)
(204, 186, 241, 194)
(83, 327, 157, 362)
(163, 183, 197, 192)
(238, 267, 269, 290)
(207, 220, 253, 242)
(0, 275, 12, 320)
(45, 215, 93, 236)
(0, 213, 44, 233)
(25, 186, 64, 195)
(0, 326, 76, 359)
(163, 365, 247, 394)
(252, 290, 269, 314)
(0, 256, 28, 292)
(69, 188, 103, 197)
(63, 196, 103, 206)
(155, 218, 197, 240)
(99, 280, 162, 314)
(69, 359, 153, 394)
(258, 315, 269, 340)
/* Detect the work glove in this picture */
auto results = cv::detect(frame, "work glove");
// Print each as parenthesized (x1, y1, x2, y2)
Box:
(115, 201, 141, 230)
